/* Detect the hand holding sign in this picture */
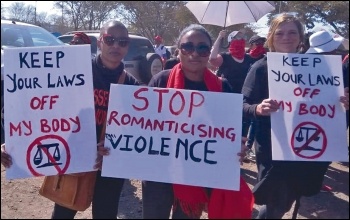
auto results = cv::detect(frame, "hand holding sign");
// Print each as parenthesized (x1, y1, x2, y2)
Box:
(340, 87, 349, 110)
(256, 98, 279, 116)
(1, 144, 12, 168)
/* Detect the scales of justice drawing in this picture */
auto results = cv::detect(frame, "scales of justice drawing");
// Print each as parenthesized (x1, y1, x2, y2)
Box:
(294, 126, 322, 151)
(33, 143, 63, 168)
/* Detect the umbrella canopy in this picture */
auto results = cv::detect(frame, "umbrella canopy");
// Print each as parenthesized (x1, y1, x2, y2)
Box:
(185, 1, 275, 28)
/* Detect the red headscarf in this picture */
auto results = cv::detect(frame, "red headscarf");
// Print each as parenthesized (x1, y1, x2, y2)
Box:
(249, 44, 267, 59)
(74, 32, 91, 44)
(166, 63, 254, 219)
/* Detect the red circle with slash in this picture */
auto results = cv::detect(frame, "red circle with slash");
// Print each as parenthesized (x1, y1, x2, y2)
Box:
(26, 134, 70, 176)
(291, 121, 327, 159)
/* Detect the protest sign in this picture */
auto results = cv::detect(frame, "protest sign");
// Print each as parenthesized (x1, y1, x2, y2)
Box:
(102, 85, 243, 190)
(3, 45, 97, 179)
(268, 52, 348, 162)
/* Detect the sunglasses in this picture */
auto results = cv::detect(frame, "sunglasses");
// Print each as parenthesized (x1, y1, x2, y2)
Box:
(179, 42, 211, 57)
(100, 34, 130, 47)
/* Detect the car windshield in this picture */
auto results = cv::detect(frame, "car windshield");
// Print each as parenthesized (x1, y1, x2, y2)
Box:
(124, 38, 154, 61)
(1, 23, 63, 48)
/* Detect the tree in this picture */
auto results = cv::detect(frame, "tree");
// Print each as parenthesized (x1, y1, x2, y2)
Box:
(7, 2, 34, 23)
(1, 3, 7, 19)
(116, 1, 266, 47)
(269, 1, 349, 38)
(53, 1, 117, 31)
(79, 1, 118, 30)
(116, 1, 194, 45)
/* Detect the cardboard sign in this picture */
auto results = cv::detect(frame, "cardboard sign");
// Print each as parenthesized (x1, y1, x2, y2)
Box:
(4, 45, 97, 179)
(102, 85, 243, 190)
(268, 52, 348, 162)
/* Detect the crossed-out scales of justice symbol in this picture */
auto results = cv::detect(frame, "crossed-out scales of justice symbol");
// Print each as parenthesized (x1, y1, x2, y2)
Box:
(33, 143, 62, 168)
(295, 126, 321, 151)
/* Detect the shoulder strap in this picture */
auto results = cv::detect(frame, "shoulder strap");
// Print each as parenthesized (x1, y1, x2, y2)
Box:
(118, 70, 127, 84)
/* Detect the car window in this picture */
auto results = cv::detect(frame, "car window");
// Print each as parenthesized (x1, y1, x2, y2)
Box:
(58, 35, 97, 54)
(124, 38, 154, 61)
(1, 23, 63, 47)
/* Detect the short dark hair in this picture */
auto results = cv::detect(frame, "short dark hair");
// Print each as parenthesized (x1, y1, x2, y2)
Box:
(100, 20, 128, 37)
(176, 24, 213, 48)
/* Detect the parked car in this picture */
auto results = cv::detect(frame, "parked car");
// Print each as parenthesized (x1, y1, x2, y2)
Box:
(58, 30, 163, 85)
(1, 19, 65, 144)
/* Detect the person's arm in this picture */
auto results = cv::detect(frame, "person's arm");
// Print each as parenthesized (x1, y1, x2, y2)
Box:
(209, 30, 225, 67)
(161, 46, 168, 61)
(340, 87, 349, 110)
(1, 144, 12, 168)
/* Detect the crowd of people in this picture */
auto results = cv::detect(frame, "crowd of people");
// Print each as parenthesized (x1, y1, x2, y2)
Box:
(1, 12, 349, 219)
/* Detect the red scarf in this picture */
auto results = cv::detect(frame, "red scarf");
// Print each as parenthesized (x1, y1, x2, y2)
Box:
(167, 63, 254, 218)
(229, 39, 246, 60)
(249, 45, 266, 59)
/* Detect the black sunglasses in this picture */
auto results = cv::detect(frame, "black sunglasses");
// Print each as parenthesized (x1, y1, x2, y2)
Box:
(179, 42, 211, 57)
(101, 34, 130, 47)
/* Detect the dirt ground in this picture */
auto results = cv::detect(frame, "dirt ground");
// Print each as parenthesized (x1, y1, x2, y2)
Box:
(1, 158, 349, 219)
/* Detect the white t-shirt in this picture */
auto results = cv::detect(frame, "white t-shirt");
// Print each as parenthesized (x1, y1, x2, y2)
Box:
(154, 44, 167, 59)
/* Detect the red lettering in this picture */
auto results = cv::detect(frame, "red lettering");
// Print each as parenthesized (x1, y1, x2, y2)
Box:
(169, 91, 185, 115)
(293, 87, 320, 98)
(108, 111, 120, 126)
(30, 95, 58, 110)
(94, 89, 109, 106)
(189, 92, 204, 117)
(310, 89, 320, 98)
(299, 103, 308, 115)
(293, 87, 302, 97)
(133, 88, 149, 111)
(40, 117, 80, 133)
(30, 96, 41, 110)
(153, 88, 169, 113)
(41, 119, 50, 132)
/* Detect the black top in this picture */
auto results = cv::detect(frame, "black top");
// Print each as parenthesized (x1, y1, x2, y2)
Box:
(92, 55, 140, 140)
(248, 54, 266, 64)
(216, 53, 255, 94)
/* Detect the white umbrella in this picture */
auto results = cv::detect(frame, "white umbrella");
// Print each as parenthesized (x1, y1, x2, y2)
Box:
(185, 1, 276, 28)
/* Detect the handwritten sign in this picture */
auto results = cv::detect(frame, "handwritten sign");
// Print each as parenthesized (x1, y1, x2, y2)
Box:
(102, 85, 243, 190)
(4, 45, 97, 179)
(268, 52, 348, 162)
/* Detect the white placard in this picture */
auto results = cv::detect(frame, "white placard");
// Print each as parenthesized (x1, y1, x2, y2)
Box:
(268, 52, 348, 162)
(4, 45, 97, 179)
(102, 85, 243, 190)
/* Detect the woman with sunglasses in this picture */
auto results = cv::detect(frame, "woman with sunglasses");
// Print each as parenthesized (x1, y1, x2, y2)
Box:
(142, 24, 253, 219)
(242, 13, 349, 219)
(0, 20, 140, 219)
(50, 20, 140, 219)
